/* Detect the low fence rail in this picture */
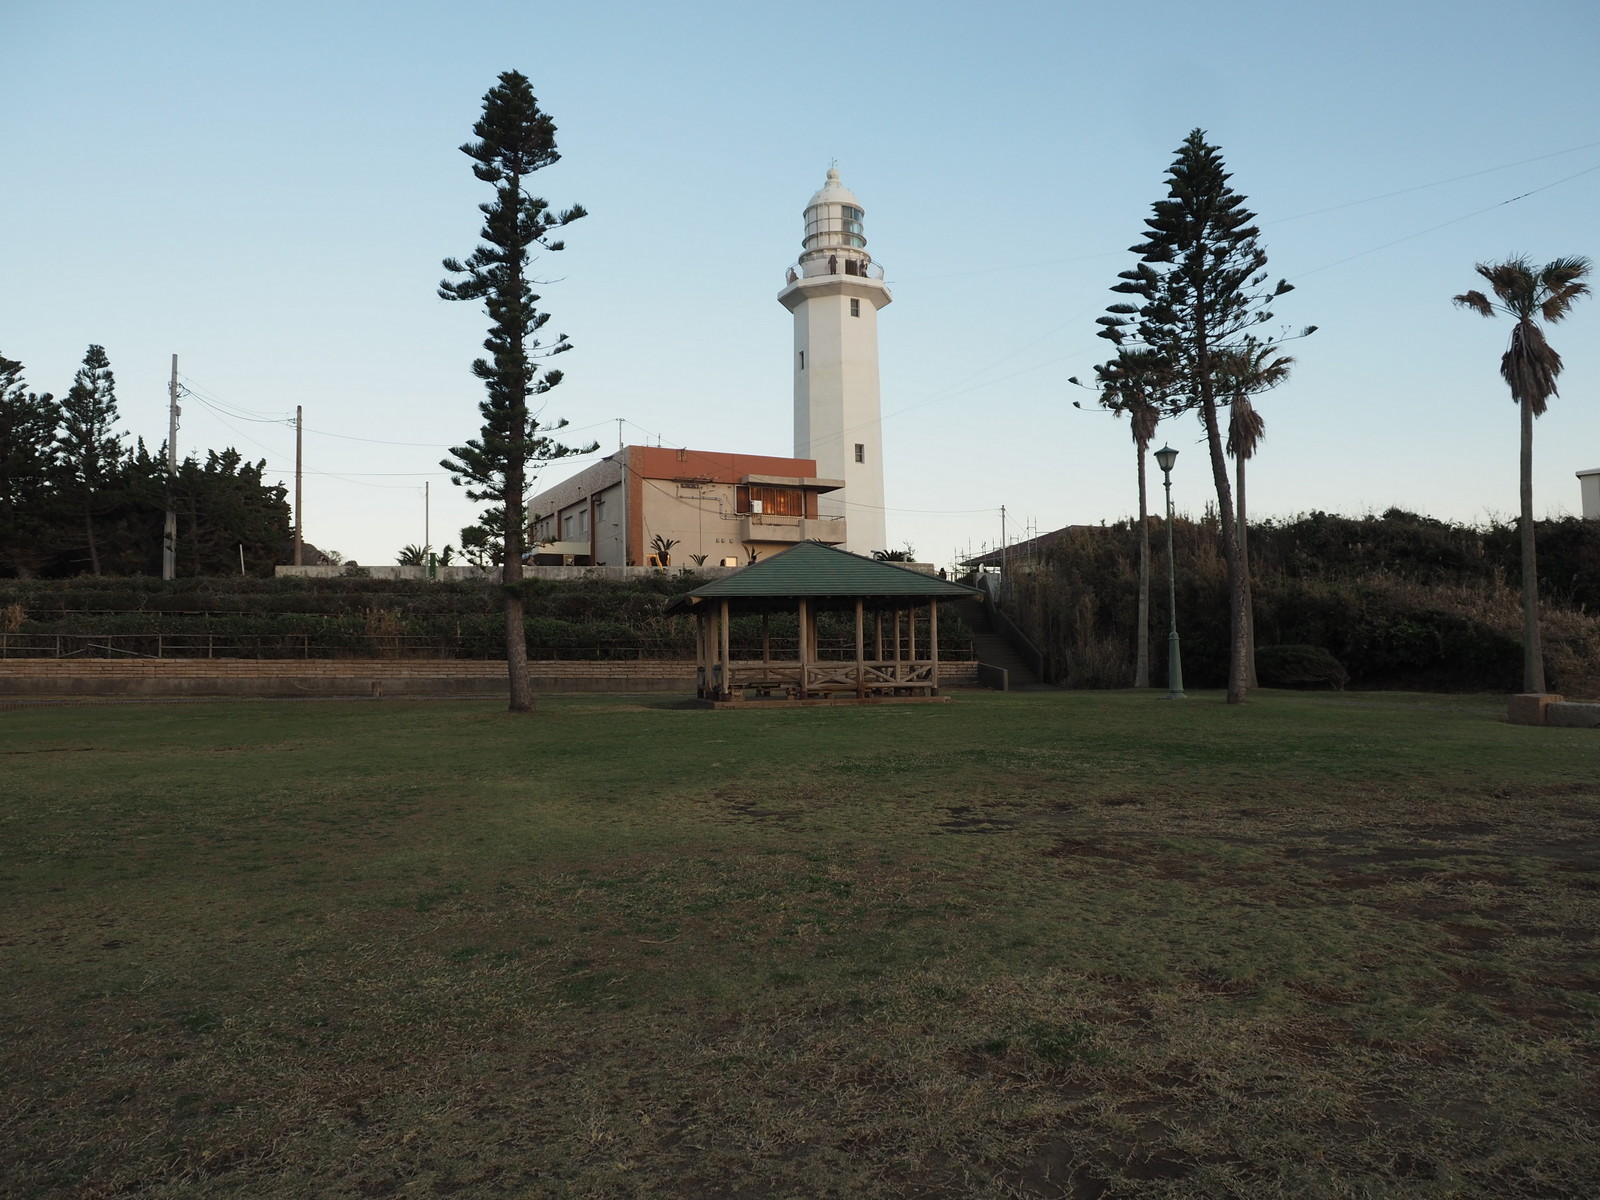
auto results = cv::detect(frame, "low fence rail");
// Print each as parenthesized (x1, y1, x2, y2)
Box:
(0, 632, 977, 663)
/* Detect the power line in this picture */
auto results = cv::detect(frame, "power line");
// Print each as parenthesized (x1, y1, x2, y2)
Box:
(1267, 138, 1600, 226)
(1292, 161, 1600, 281)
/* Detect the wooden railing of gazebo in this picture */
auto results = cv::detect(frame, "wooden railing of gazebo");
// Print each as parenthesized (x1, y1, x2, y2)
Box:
(694, 596, 944, 702)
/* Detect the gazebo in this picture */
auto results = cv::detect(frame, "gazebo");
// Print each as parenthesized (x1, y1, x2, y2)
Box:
(665, 541, 981, 705)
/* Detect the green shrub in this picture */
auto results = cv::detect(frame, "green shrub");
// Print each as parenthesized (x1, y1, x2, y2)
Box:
(1256, 645, 1349, 690)
(998, 512, 1600, 692)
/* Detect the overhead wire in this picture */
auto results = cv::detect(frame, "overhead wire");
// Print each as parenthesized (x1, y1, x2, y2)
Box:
(893, 136, 1600, 285)
(1292, 160, 1600, 280)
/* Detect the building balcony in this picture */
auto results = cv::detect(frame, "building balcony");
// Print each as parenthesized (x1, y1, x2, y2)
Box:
(739, 514, 846, 546)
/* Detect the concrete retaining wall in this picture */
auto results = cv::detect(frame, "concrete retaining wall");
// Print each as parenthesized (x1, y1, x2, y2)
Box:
(0, 659, 980, 699)
(273, 563, 942, 582)
(1546, 702, 1600, 728)
(1507, 693, 1600, 726)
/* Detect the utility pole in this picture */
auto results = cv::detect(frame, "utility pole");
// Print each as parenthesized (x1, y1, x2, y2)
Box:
(1000, 505, 1008, 576)
(163, 355, 179, 580)
(293, 405, 303, 567)
(424, 481, 432, 579)
(616, 417, 624, 451)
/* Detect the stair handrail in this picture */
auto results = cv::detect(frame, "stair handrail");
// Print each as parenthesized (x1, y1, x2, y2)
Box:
(975, 573, 1049, 683)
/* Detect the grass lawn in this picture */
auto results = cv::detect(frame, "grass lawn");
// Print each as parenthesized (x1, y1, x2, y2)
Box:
(2, 690, 1597, 1198)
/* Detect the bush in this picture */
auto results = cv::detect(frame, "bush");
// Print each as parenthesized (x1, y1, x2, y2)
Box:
(1256, 645, 1349, 690)
(997, 512, 1600, 693)
(0, 574, 974, 663)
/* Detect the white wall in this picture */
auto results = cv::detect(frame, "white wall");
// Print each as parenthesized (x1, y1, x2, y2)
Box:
(1579, 471, 1600, 519)
(786, 277, 890, 554)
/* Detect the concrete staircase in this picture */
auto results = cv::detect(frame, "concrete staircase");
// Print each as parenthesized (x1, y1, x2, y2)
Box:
(955, 597, 1051, 690)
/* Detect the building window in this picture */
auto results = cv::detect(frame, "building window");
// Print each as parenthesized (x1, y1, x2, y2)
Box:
(854, 443, 865, 464)
(562, 513, 574, 539)
(840, 207, 865, 248)
(798, 350, 805, 370)
(745, 486, 805, 517)
(850, 298, 860, 317)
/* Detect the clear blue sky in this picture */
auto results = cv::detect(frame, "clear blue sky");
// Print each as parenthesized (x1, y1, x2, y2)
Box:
(3, 0, 1597, 568)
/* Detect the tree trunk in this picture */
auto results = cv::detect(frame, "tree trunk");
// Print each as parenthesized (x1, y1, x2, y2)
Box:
(1520, 395, 1545, 692)
(84, 490, 100, 576)
(502, 169, 535, 714)
(1134, 444, 1150, 688)
(502, 478, 535, 712)
(1194, 309, 1248, 704)
(1237, 456, 1258, 689)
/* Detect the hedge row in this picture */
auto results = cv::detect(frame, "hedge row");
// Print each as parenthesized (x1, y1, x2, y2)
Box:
(1000, 511, 1600, 694)
(0, 575, 974, 660)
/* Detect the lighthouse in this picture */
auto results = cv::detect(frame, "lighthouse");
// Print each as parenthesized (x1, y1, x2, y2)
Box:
(778, 168, 891, 555)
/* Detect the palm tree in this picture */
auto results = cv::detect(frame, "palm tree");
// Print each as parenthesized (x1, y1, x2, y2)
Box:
(1454, 256, 1592, 693)
(1091, 350, 1167, 688)
(1219, 344, 1292, 689)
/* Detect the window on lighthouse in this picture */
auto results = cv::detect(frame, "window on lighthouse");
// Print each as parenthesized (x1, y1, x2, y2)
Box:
(850, 298, 861, 317)
(841, 206, 864, 247)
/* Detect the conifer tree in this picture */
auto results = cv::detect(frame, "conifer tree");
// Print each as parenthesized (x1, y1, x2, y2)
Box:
(58, 344, 124, 576)
(439, 70, 592, 712)
(0, 353, 64, 578)
(1098, 130, 1309, 703)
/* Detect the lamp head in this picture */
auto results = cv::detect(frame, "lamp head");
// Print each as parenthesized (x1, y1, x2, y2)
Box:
(1154, 445, 1178, 474)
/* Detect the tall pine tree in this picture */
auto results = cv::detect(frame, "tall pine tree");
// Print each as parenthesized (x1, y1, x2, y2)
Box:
(439, 71, 591, 712)
(0, 353, 64, 579)
(1098, 130, 1308, 703)
(58, 344, 124, 576)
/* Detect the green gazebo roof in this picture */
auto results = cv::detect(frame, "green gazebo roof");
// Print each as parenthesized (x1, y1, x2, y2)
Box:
(666, 541, 979, 612)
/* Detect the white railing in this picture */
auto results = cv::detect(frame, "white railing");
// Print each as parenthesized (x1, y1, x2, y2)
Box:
(783, 258, 886, 284)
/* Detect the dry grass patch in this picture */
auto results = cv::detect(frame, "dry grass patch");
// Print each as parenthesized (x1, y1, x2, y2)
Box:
(1, 691, 1596, 1197)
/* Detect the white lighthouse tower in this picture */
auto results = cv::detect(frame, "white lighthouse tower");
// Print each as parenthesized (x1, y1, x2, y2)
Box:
(778, 168, 891, 555)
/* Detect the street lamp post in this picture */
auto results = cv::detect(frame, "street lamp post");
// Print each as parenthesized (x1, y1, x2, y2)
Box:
(1153, 445, 1185, 700)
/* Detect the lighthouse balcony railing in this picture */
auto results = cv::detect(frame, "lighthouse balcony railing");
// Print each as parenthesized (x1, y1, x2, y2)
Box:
(785, 258, 885, 284)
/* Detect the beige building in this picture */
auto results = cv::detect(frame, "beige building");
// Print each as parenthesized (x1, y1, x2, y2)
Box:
(528, 445, 845, 566)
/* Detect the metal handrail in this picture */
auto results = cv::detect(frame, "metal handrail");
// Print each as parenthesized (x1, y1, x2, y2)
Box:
(783, 258, 886, 282)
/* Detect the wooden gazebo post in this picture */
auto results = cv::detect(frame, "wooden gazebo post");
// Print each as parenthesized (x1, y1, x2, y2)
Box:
(929, 599, 940, 694)
(854, 598, 866, 699)
(719, 598, 732, 700)
(797, 597, 810, 700)
(694, 610, 706, 698)
(908, 602, 917, 675)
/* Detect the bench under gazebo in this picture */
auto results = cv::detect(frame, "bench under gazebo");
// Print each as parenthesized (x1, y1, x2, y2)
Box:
(665, 540, 981, 706)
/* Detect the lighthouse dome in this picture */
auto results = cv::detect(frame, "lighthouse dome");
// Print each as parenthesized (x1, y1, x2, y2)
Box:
(806, 167, 861, 212)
